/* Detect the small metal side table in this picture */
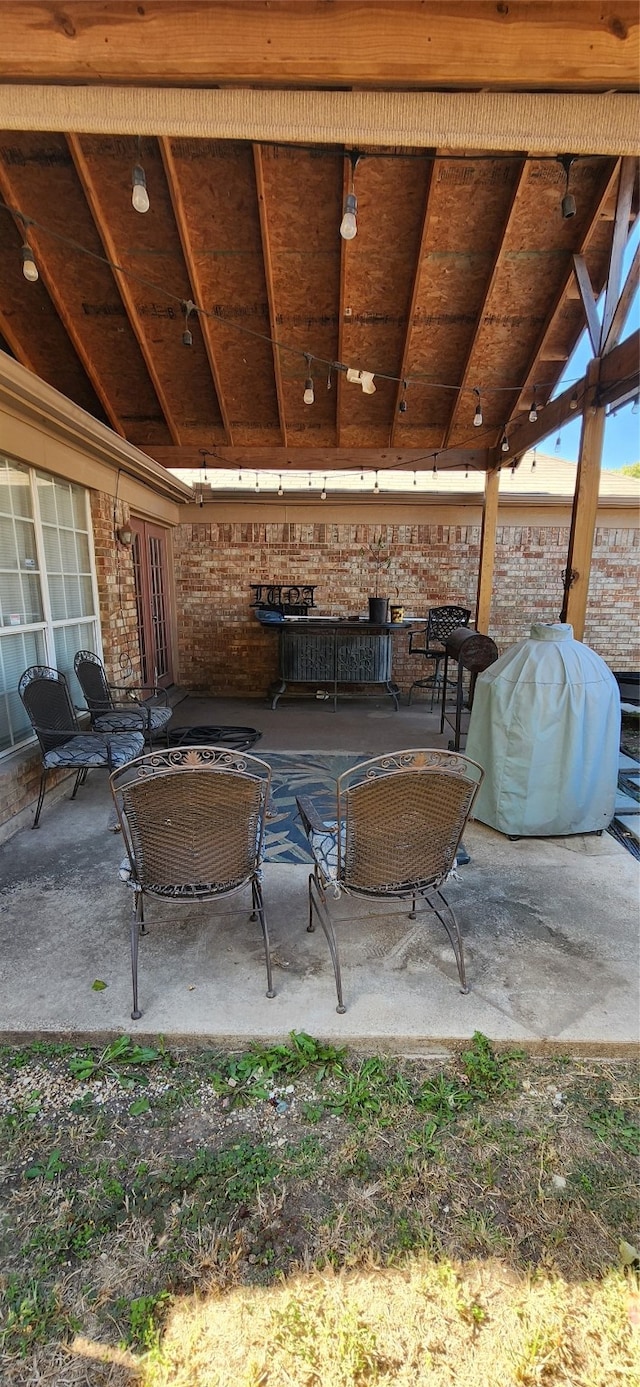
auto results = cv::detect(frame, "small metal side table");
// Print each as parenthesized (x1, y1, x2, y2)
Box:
(440, 628, 499, 750)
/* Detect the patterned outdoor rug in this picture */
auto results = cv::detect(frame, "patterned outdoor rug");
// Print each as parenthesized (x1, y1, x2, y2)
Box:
(262, 751, 369, 864)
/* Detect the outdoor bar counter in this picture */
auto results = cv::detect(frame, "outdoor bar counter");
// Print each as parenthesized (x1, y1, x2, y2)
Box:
(260, 616, 416, 710)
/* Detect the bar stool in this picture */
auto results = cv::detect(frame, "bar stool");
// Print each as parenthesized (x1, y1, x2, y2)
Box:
(408, 605, 471, 708)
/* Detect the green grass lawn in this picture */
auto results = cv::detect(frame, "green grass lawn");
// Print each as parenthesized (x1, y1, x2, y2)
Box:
(0, 1033, 638, 1385)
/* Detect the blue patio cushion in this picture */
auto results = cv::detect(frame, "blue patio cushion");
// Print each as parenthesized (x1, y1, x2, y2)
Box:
(93, 706, 172, 735)
(309, 821, 342, 883)
(43, 730, 145, 770)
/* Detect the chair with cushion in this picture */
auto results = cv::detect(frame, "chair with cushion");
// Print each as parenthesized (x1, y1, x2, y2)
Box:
(408, 605, 471, 708)
(110, 745, 275, 1020)
(73, 650, 172, 747)
(296, 748, 483, 1013)
(18, 665, 145, 828)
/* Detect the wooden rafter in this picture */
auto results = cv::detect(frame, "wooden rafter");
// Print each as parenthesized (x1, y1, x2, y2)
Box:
(160, 137, 232, 446)
(0, 304, 38, 374)
(335, 155, 352, 450)
(145, 445, 490, 473)
(600, 156, 637, 348)
(571, 253, 601, 357)
(68, 133, 182, 446)
(441, 157, 528, 448)
(506, 329, 640, 459)
(1, 3, 637, 90)
(253, 144, 287, 447)
(511, 161, 620, 416)
(602, 241, 640, 354)
(389, 159, 436, 447)
(0, 162, 125, 437)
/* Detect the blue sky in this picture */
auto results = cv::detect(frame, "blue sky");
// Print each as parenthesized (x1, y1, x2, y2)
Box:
(551, 220, 639, 470)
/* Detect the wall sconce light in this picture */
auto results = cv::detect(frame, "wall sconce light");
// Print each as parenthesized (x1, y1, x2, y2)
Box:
(117, 525, 133, 547)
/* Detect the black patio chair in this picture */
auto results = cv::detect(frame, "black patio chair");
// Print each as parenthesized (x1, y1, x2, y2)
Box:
(110, 745, 275, 1020)
(73, 649, 172, 747)
(296, 748, 484, 1013)
(408, 605, 471, 708)
(18, 665, 145, 828)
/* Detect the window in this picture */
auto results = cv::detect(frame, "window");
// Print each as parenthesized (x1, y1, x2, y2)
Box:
(0, 457, 100, 754)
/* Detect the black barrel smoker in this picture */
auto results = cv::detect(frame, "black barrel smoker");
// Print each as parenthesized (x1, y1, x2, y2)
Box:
(439, 628, 499, 750)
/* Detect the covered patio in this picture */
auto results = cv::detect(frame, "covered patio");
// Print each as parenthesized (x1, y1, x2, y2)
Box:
(1, 692, 637, 1053)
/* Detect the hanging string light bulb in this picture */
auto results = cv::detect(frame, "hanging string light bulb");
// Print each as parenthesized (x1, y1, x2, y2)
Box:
(528, 392, 538, 423)
(238, 465, 243, 485)
(326, 365, 333, 391)
(182, 299, 195, 347)
(131, 139, 150, 214)
(398, 380, 408, 414)
(531, 448, 537, 471)
(555, 433, 562, 452)
(501, 432, 510, 453)
(278, 474, 284, 497)
(465, 465, 469, 479)
(473, 389, 483, 427)
(558, 154, 576, 219)
(303, 354, 315, 405)
(373, 470, 380, 494)
(511, 459, 517, 476)
(308, 470, 312, 488)
(570, 388, 579, 411)
(255, 472, 260, 492)
(360, 467, 365, 483)
(321, 476, 327, 500)
(21, 242, 38, 282)
(340, 151, 360, 241)
(432, 455, 438, 479)
(413, 471, 417, 487)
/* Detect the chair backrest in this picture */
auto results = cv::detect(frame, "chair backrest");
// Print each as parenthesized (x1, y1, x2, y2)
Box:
(336, 749, 483, 893)
(74, 650, 114, 714)
(426, 605, 471, 650)
(18, 665, 80, 754)
(110, 746, 271, 895)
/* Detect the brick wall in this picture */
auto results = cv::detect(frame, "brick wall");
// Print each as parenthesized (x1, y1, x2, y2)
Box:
(173, 515, 640, 696)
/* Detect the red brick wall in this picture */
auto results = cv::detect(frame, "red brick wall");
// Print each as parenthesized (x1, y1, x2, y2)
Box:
(173, 515, 640, 695)
(90, 492, 142, 684)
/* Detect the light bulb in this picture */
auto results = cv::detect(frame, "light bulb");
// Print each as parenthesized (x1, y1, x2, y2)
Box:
(501, 434, 510, 453)
(413, 471, 417, 487)
(432, 464, 438, 479)
(278, 475, 284, 496)
(373, 471, 379, 494)
(570, 390, 578, 411)
(132, 164, 150, 214)
(528, 400, 538, 423)
(340, 192, 357, 240)
(182, 328, 193, 347)
(531, 450, 537, 470)
(321, 478, 327, 500)
(21, 244, 38, 282)
(561, 192, 576, 220)
(303, 378, 315, 405)
(473, 405, 482, 427)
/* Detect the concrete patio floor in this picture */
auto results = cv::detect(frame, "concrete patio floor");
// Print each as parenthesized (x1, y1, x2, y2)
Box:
(1, 694, 638, 1055)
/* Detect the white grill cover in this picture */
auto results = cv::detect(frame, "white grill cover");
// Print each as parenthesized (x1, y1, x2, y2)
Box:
(466, 623, 620, 836)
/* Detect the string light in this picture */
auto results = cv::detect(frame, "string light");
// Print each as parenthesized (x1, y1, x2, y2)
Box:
(558, 154, 576, 219)
(360, 467, 365, 483)
(131, 141, 150, 214)
(570, 389, 579, 410)
(326, 366, 333, 391)
(398, 380, 408, 414)
(340, 152, 360, 240)
(238, 465, 243, 484)
(374, 470, 380, 494)
(511, 460, 517, 476)
(432, 456, 438, 479)
(182, 299, 195, 347)
(501, 432, 510, 453)
(413, 471, 417, 487)
(278, 474, 284, 496)
(21, 243, 38, 282)
(465, 466, 469, 479)
(473, 389, 483, 427)
(528, 393, 538, 423)
(555, 433, 562, 452)
(303, 354, 315, 405)
(321, 476, 327, 500)
(255, 472, 260, 492)
(531, 448, 537, 471)
(308, 471, 312, 488)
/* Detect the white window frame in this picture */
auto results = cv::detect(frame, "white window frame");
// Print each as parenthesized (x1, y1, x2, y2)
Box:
(0, 459, 102, 758)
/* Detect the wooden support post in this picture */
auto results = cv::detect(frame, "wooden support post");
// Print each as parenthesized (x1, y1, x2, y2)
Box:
(561, 358, 606, 639)
(475, 464, 500, 635)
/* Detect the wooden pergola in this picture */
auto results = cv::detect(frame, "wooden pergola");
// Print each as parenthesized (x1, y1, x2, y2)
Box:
(0, 1, 638, 639)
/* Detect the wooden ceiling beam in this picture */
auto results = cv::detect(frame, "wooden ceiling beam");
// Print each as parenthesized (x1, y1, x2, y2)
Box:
(335, 155, 352, 450)
(0, 305, 39, 375)
(506, 329, 639, 457)
(68, 133, 182, 446)
(597, 328, 640, 407)
(600, 156, 637, 348)
(602, 240, 640, 355)
(389, 160, 436, 448)
(571, 253, 601, 357)
(253, 144, 287, 447)
(0, 162, 126, 437)
(159, 137, 232, 446)
(1, 3, 637, 90)
(441, 157, 528, 448)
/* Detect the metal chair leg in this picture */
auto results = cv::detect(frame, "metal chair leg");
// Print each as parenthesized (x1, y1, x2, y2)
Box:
(70, 768, 85, 800)
(422, 886, 468, 993)
(130, 892, 143, 1020)
(252, 877, 275, 998)
(308, 873, 346, 1013)
(32, 768, 48, 828)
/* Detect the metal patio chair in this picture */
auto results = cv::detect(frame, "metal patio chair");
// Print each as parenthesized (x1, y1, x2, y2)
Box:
(18, 665, 145, 828)
(296, 748, 484, 1013)
(110, 745, 275, 1020)
(73, 649, 172, 747)
(408, 605, 471, 708)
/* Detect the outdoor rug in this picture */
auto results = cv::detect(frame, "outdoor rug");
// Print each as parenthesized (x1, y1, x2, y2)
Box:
(262, 751, 369, 864)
